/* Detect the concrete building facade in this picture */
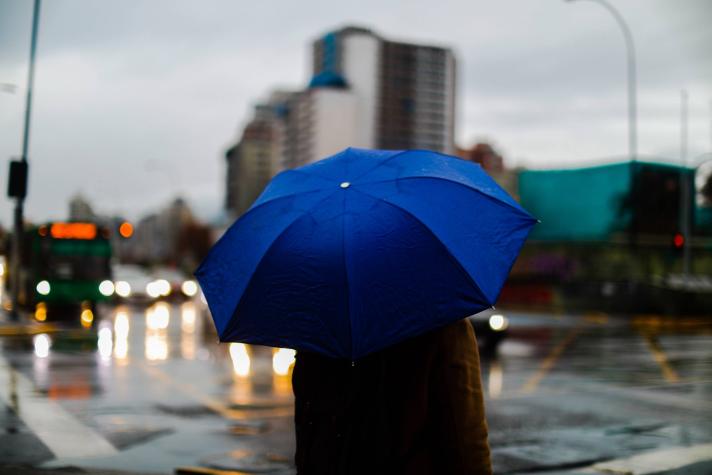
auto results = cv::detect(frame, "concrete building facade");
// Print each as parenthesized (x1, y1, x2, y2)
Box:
(225, 25, 457, 216)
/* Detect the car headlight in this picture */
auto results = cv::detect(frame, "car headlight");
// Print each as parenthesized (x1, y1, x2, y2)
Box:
(181, 280, 198, 297)
(155, 279, 171, 297)
(146, 281, 161, 298)
(115, 281, 131, 298)
(489, 314, 509, 331)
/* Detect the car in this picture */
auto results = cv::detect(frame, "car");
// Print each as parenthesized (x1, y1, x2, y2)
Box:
(112, 264, 154, 303)
(149, 266, 199, 300)
(467, 308, 509, 355)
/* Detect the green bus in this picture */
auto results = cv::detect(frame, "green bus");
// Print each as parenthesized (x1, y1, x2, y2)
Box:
(13, 222, 114, 326)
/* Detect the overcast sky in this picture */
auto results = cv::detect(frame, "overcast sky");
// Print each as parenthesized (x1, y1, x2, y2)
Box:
(1, 0, 710, 226)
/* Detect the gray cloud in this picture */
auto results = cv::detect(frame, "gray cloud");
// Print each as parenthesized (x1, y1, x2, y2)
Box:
(1, 0, 710, 227)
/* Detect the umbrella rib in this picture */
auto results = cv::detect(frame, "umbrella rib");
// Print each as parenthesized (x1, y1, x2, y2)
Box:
(283, 167, 339, 184)
(223, 189, 347, 354)
(244, 187, 328, 220)
(341, 190, 354, 359)
(349, 149, 411, 182)
(349, 187, 494, 307)
(357, 175, 535, 222)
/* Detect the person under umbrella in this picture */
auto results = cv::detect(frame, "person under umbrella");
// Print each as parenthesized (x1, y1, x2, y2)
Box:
(196, 148, 537, 474)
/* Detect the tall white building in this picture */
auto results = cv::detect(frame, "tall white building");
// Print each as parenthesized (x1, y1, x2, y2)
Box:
(225, 25, 457, 215)
(308, 26, 457, 158)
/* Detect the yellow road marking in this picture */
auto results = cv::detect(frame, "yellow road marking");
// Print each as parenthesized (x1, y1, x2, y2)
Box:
(139, 364, 293, 420)
(583, 312, 609, 325)
(175, 467, 249, 475)
(0, 322, 58, 336)
(520, 326, 582, 394)
(641, 332, 680, 383)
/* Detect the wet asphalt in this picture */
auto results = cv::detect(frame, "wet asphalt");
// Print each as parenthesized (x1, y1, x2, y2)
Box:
(1, 298, 711, 475)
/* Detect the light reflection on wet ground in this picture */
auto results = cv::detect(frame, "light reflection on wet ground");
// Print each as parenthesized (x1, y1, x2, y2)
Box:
(0, 304, 711, 474)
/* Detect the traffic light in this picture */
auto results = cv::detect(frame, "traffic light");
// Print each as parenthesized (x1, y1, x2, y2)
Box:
(672, 232, 685, 250)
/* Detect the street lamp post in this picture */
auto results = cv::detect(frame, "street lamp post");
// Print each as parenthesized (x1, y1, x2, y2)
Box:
(566, 0, 639, 246)
(566, 0, 638, 162)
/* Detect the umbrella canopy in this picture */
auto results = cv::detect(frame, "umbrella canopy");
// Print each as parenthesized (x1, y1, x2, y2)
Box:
(196, 148, 536, 360)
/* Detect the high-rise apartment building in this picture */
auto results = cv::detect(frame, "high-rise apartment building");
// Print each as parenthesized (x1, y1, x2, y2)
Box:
(225, 25, 457, 216)
(310, 26, 456, 155)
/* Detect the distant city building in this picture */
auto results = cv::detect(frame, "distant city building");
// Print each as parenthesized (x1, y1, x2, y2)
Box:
(131, 198, 195, 264)
(68, 193, 95, 221)
(457, 142, 504, 174)
(224, 25, 457, 217)
(225, 100, 284, 216)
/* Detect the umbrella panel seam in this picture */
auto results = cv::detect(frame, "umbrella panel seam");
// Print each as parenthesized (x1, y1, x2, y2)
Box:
(348, 186, 493, 308)
(222, 189, 347, 355)
(349, 149, 410, 182)
(356, 176, 535, 223)
(341, 190, 354, 359)
(280, 167, 340, 185)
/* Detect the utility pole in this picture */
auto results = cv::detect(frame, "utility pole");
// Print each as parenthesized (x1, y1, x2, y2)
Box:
(9, 0, 41, 320)
(680, 90, 691, 282)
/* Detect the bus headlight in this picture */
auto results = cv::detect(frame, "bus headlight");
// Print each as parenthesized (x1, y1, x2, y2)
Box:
(36, 280, 51, 296)
(115, 281, 131, 298)
(181, 280, 198, 297)
(99, 280, 115, 296)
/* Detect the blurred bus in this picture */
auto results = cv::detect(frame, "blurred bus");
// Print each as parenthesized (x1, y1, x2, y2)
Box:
(10, 222, 114, 326)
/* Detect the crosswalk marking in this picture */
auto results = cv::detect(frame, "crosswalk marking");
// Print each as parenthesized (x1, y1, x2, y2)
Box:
(589, 443, 712, 474)
(0, 355, 117, 459)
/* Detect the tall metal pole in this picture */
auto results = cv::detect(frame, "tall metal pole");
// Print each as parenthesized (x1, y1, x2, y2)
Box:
(680, 90, 691, 281)
(10, 0, 41, 320)
(567, 0, 637, 161)
(566, 0, 638, 246)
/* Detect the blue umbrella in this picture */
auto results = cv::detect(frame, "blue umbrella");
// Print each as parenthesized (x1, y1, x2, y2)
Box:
(196, 148, 536, 360)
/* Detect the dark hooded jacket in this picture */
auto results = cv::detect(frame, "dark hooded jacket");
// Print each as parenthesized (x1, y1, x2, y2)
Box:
(292, 318, 492, 474)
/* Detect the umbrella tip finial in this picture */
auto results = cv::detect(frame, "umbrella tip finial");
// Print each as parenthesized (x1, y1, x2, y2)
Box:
(340, 181, 351, 189)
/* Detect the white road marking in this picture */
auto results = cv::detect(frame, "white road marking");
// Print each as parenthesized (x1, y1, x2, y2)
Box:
(589, 443, 712, 474)
(0, 355, 118, 458)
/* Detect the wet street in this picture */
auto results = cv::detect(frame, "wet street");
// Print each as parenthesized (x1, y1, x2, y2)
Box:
(1, 301, 711, 474)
